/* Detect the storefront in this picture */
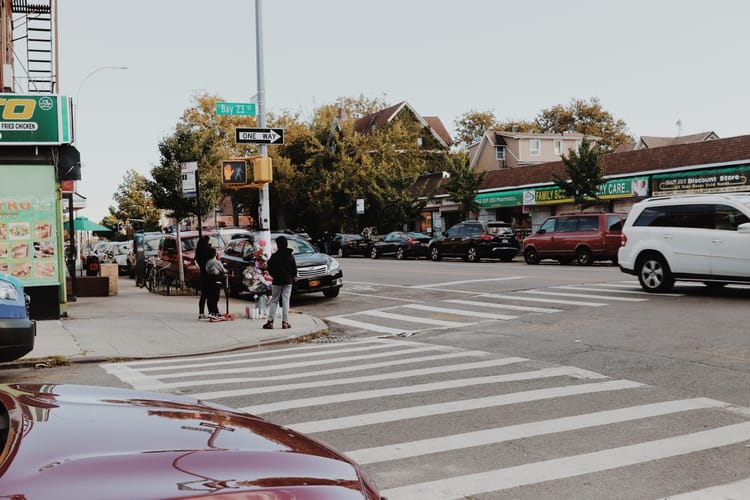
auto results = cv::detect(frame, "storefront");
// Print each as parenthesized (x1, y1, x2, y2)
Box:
(651, 165, 750, 196)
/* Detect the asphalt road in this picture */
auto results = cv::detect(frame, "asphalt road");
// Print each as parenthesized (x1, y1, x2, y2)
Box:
(4, 256, 750, 499)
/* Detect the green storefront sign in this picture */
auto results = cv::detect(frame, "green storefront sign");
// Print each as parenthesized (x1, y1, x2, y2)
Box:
(652, 165, 750, 195)
(475, 190, 524, 209)
(0, 94, 73, 145)
(525, 177, 649, 205)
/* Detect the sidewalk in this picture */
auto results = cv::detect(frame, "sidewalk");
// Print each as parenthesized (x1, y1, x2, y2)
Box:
(14, 280, 328, 366)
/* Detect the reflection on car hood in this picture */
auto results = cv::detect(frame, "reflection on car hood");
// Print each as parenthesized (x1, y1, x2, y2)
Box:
(0, 384, 377, 499)
(294, 252, 332, 268)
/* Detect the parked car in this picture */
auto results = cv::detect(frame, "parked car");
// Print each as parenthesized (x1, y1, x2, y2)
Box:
(156, 231, 225, 288)
(100, 241, 132, 276)
(429, 220, 520, 262)
(0, 383, 381, 498)
(222, 233, 343, 298)
(126, 232, 162, 278)
(331, 233, 371, 257)
(0, 272, 35, 362)
(523, 212, 626, 265)
(618, 194, 750, 292)
(370, 231, 431, 259)
(217, 227, 253, 246)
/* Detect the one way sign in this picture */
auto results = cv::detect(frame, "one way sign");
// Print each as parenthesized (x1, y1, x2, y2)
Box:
(235, 127, 285, 145)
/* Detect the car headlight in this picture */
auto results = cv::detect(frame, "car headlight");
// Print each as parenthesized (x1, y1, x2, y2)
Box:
(329, 257, 340, 273)
(0, 281, 18, 301)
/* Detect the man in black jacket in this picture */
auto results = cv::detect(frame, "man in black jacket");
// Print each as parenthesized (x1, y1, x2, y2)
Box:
(263, 235, 297, 329)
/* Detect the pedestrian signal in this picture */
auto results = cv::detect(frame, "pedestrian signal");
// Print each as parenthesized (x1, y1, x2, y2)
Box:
(253, 157, 273, 183)
(221, 160, 247, 185)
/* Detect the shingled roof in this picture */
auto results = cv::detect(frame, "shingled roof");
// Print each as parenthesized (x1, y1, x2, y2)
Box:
(614, 131, 719, 153)
(352, 101, 452, 148)
(479, 133, 750, 191)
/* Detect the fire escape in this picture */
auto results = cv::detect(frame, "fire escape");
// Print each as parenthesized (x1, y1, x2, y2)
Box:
(11, 0, 55, 93)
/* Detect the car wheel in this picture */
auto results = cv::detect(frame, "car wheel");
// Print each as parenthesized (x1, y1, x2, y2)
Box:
(396, 248, 405, 260)
(337, 248, 345, 258)
(466, 247, 479, 262)
(637, 253, 675, 292)
(370, 247, 379, 259)
(323, 287, 340, 298)
(576, 247, 593, 266)
(524, 247, 540, 265)
(430, 246, 441, 261)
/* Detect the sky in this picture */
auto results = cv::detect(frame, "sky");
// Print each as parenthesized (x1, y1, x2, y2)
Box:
(54, 0, 750, 222)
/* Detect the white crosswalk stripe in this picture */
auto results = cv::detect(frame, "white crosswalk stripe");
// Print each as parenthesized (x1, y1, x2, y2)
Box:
(103, 337, 750, 499)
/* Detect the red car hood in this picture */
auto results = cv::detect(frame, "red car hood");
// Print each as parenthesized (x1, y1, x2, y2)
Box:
(0, 384, 379, 499)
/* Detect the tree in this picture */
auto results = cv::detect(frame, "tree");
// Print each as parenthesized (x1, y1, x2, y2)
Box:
(495, 119, 537, 133)
(445, 160, 486, 221)
(107, 170, 162, 234)
(551, 137, 605, 210)
(535, 97, 633, 152)
(453, 110, 499, 149)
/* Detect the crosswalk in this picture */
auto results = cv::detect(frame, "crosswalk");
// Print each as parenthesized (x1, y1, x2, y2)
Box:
(327, 280, 676, 335)
(103, 337, 750, 499)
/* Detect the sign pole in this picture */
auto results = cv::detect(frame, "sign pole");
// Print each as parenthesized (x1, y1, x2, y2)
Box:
(255, 0, 271, 258)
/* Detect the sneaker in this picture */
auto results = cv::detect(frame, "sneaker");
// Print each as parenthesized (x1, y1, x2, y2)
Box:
(282, 321, 291, 329)
(198, 314, 207, 320)
(262, 321, 274, 329)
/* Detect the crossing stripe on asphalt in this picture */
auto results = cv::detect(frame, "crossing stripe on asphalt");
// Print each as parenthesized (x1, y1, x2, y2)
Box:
(346, 398, 728, 464)
(401, 304, 519, 320)
(520, 289, 648, 302)
(152, 345, 443, 379)
(326, 315, 409, 334)
(289, 379, 642, 433)
(661, 477, 750, 499)
(357, 310, 472, 327)
(381, 421, 750, 500)
(414, 276, 525, 288)
(139, 351, 496, 391)
(478, 293, 608, 306)
(550, 285, 655, 295)
(444, 299, 562, 313)
(189, 356, 528, 400)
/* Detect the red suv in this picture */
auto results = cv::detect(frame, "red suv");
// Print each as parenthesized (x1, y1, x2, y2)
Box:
(523, 212, 625, 265)
(156, 231, 224, 287)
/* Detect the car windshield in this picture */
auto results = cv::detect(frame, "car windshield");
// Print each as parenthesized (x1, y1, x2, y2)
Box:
(487, 225, 513, 236)
(144, 237, 160, 251)
(113, 244, 130, 255)
(181, 235, 223, 251)
(407, 232, 429, 239)
(273, 237, 316, 255)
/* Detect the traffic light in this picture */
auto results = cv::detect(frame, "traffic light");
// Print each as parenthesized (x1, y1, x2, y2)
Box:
(253, 157, 273, 183)
(221, 160, 248, 185)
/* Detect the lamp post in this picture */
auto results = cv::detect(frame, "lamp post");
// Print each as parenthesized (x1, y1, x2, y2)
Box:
(75, 66, 128, 106)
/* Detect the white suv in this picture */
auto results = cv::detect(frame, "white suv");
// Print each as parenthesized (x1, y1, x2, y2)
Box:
(618, 193, 750, 292)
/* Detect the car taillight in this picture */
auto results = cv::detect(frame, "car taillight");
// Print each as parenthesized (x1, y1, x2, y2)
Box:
(620, 234, 627, 247)
(479, 234, 493, 241)
(407, 239, 417, 245)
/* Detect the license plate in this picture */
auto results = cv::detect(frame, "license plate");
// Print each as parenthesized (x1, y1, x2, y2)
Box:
(309, 280, 320, 288)
(501, 239, 509, 244)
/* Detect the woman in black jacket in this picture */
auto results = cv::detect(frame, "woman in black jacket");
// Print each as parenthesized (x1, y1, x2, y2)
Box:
(263, 235, 297, 329)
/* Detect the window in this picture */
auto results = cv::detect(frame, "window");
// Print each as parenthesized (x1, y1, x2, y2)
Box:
(634, 204, 715, 229)
(495, 146, 506, 161)
(576, 216, 599, 231)
(554, 139, 563, 156)
(607, 215, 624, 231)
(556, 218, 578, 232)
(539, 218, 556, 233)
(529, 139, 541, 156)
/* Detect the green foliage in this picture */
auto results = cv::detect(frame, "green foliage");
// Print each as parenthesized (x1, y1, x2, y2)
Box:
(109, 170, 161, 232)
(551, 138, 605, 210)
(495, 119, 538, 133)
(534, 97, 633, 152)
(453, 110, 499, 148)
(446, 161, 486, 221)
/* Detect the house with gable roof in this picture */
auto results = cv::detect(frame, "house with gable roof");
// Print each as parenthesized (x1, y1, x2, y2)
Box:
(469, 130, 591, 172)
(614, 131, 719, 152)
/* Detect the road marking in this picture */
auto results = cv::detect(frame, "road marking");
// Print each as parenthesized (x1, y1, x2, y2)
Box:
(357, 310, 472, 327)
(102, 364, 172, 391)
(152, 345, 442, 379)
(414, 276, 525, 288)
(552, 285, 685, 297)
(520, 289, 648, 302)
(139, 351, 494, 391)
(445, 299, 562, 313)
(401, 304, 519, 320)
(661, 477, 750, 499)
(289, 379, 641, 433)
(242, 365, 610, 415)
(189, 357, 527, 400)
(346, 398, 728, 464)
(478, 293, 608, 306)
(380, 421, 750, 500)
(326, 315, 411, 334)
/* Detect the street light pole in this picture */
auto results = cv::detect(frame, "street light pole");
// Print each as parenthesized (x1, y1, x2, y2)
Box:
(75, 66, 128, 106)
(255, 0, 271, 258)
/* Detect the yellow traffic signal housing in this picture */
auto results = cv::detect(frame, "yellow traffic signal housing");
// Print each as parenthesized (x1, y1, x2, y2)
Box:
(222, 160, 248, 185)
(253, 157, 273, 183)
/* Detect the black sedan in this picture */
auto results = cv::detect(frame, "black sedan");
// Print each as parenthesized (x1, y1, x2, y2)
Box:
(331, 233, 371, 257)
(222, 234, 343, 298)
(370, 231, 431, 260)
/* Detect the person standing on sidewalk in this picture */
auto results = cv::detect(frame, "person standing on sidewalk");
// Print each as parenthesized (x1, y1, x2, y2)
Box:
(263, 235, 296, 330)
(195, 235, 211, 320)
(205, 246, 228, 319)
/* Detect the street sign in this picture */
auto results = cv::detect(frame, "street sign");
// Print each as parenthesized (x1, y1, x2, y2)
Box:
(235, 127, 284, 145)
(215, 102, 256, 116)
(180, 161, 197, 198)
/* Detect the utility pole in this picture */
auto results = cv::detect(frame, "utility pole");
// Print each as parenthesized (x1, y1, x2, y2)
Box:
(255, 0, 271, 258)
